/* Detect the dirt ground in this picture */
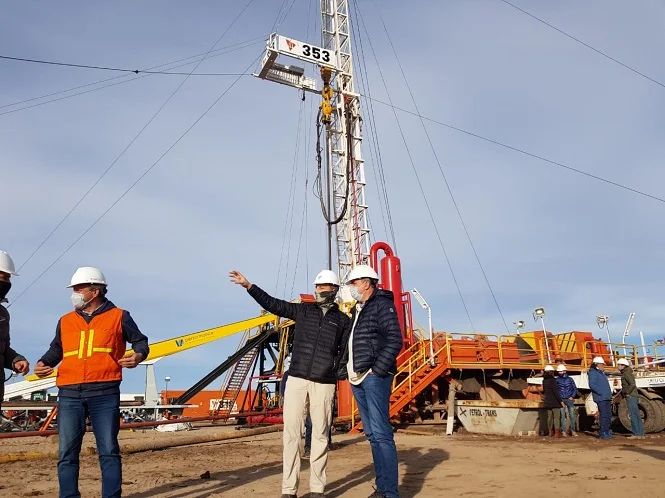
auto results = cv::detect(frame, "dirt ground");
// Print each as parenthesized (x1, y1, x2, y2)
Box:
(1, 426, 664, 497)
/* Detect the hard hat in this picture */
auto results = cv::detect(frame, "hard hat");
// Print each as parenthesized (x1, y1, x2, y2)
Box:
(556, 364, 567, 372)
(544, 365, 555, 372)
(592, 356, 606, 364)
(0, 250, 18, 276)
(345, 264, 379, 284)
(312, 269, 340, 286)
(66, 267, 107, 288)
(617, 358, 631, 367)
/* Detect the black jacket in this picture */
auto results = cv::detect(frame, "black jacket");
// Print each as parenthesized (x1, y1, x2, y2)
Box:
(0, 304, 27, 403)
(338, 288, 404, 379)
(39, 299, 150, 398)
(248, 285, 350, 384)
(542, 375, 563, 409)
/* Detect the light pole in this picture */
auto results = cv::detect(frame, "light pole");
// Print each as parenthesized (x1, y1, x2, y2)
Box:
(411, 288, 435, 365)
(164, 376, 171, 405)
(596, 315, 614, 362)
(514, 320, 525, 335)
(533, 307, 551, 363)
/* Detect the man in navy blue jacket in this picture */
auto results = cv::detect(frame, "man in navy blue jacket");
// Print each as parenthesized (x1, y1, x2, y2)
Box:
(338, 264, 404, 498)
(556, 364, 578, 436)
(588, 356, 613, 439)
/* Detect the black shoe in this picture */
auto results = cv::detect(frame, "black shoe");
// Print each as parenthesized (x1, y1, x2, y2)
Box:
(281, 495, 297, 498)
(368, 489, 386, 498)
(308, 494, 325, 497)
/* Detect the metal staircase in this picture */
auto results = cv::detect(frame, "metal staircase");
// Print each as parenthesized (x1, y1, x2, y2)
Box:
(350, 340, 450, 433)
(211, 331, 261, 417)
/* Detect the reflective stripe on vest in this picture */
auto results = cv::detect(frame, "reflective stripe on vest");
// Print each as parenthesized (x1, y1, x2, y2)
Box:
(62, 329, 114, 358)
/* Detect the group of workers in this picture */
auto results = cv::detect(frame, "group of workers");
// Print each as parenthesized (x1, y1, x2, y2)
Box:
(540, 355, 645, 440)
(0, 250, 149, 498)
(230, 265, 403, 498)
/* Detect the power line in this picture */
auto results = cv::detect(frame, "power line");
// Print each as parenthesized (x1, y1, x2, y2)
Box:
(16, 0, 257, 274)
(498, 0, 665, 91)
(0, 54, 249, 76)
(0, 38, 265, 116)
(355, 4, 476, 332)
(11, 53, 261, 305)
(362, 95, 665, 206)
(370, 0, 510, 334)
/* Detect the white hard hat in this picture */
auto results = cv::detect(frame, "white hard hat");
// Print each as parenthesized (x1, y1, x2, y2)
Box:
(556, 364, 567, 372)
(312, 269, 340, 286)
(66, 267, 107, 288)
(592, 356, 606, 365)
(544, 365, 555, 372)
(617, 358, 631, 367)
(345, 264, 379, 284)
(0, 250, 18, 276)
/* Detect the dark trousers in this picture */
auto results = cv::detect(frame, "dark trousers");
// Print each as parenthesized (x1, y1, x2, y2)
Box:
(58, 394, 121, 498)
(597, 400, 612, 438)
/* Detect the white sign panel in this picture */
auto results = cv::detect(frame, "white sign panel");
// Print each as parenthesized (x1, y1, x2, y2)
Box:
(276, 35, 335, 68)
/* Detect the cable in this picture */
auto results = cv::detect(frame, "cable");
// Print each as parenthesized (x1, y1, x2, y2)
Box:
(370, 0, 510, 334)
(9, 53, 262, 305)
(14, 1, 258, 274)
(0, 38, 264, 116)
(362, 95, 665, 206)
(350, 0, 397, 251)
(0, 54, 249, 76)
(275, 99, 305, 296)
(355, 4, 476, 331)
(498, 0, 665, 91)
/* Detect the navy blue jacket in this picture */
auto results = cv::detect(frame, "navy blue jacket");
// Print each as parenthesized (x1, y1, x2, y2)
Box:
(556, 374, 577, 399)
(248, 285, 350, 384)
(588, 366, 612, 402)
(338, 288, 404, 379)
(39, 300, 149, 398)
(0, 304, 27, 403)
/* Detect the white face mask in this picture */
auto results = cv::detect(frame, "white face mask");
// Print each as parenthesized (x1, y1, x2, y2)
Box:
(349, 285, 363, 302)
(71, 291, 91, 310)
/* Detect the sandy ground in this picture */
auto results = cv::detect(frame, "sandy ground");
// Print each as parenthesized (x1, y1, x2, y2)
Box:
(1, 426, 665, 497)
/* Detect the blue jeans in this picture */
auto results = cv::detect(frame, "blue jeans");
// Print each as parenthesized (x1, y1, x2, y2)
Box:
(560, 399, 576, 432)
(597, 400, 612, 438)
(627, 396, 645, 436)
(58, 394, 121, 498)
(351, 374, 400, 498)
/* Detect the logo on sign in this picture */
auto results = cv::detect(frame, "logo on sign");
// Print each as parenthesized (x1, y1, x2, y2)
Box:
(175, 339, 184, 347)
(285, 39, 296, 51)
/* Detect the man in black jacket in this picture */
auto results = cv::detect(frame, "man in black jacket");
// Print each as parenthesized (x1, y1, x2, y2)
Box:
(0, 250, 30, 407)
(230, 269, 350, 498)
(338, 265, 403, 498)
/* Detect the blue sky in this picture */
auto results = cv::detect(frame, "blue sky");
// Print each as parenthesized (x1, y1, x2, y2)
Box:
(2, 0, 664, 394)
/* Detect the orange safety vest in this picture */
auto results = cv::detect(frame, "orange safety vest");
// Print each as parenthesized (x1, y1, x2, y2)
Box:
(57, 307, 126, 387)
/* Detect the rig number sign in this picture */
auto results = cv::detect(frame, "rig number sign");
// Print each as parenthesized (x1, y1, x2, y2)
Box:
(277, 35, 334, 67)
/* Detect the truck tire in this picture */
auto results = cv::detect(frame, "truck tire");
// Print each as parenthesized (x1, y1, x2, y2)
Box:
(652, 400, 665, 433)
(618, 396, 660, 433)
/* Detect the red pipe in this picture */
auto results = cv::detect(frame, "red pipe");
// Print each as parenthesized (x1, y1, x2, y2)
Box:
(0, 408, 283, 439)
(369, 241, 394, 270)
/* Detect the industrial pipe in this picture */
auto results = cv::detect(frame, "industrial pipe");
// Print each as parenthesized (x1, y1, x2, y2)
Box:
(0, 408, 283, 439)
(0, 425, 283, 464)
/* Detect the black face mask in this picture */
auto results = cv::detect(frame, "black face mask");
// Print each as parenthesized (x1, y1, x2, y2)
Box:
(0, 281, 11, 301)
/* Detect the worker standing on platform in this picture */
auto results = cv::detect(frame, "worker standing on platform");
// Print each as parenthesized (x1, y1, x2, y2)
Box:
(338, 264, 403, 498)
(34, 267, 149, 498)
(0, 250, 30, 408)
(230, 269, 349, 498)
(588, 356, 613, 439)
(556, 364, 578, 437)
(543, 365, 564, 437)
(614, 358, 645, 438)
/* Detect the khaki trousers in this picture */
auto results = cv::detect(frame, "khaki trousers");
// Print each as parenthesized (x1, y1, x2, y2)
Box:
(282, 375, 335, 494)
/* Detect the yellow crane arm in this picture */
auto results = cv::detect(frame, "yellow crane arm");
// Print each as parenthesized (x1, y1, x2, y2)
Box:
(25, 313, 278, 381)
